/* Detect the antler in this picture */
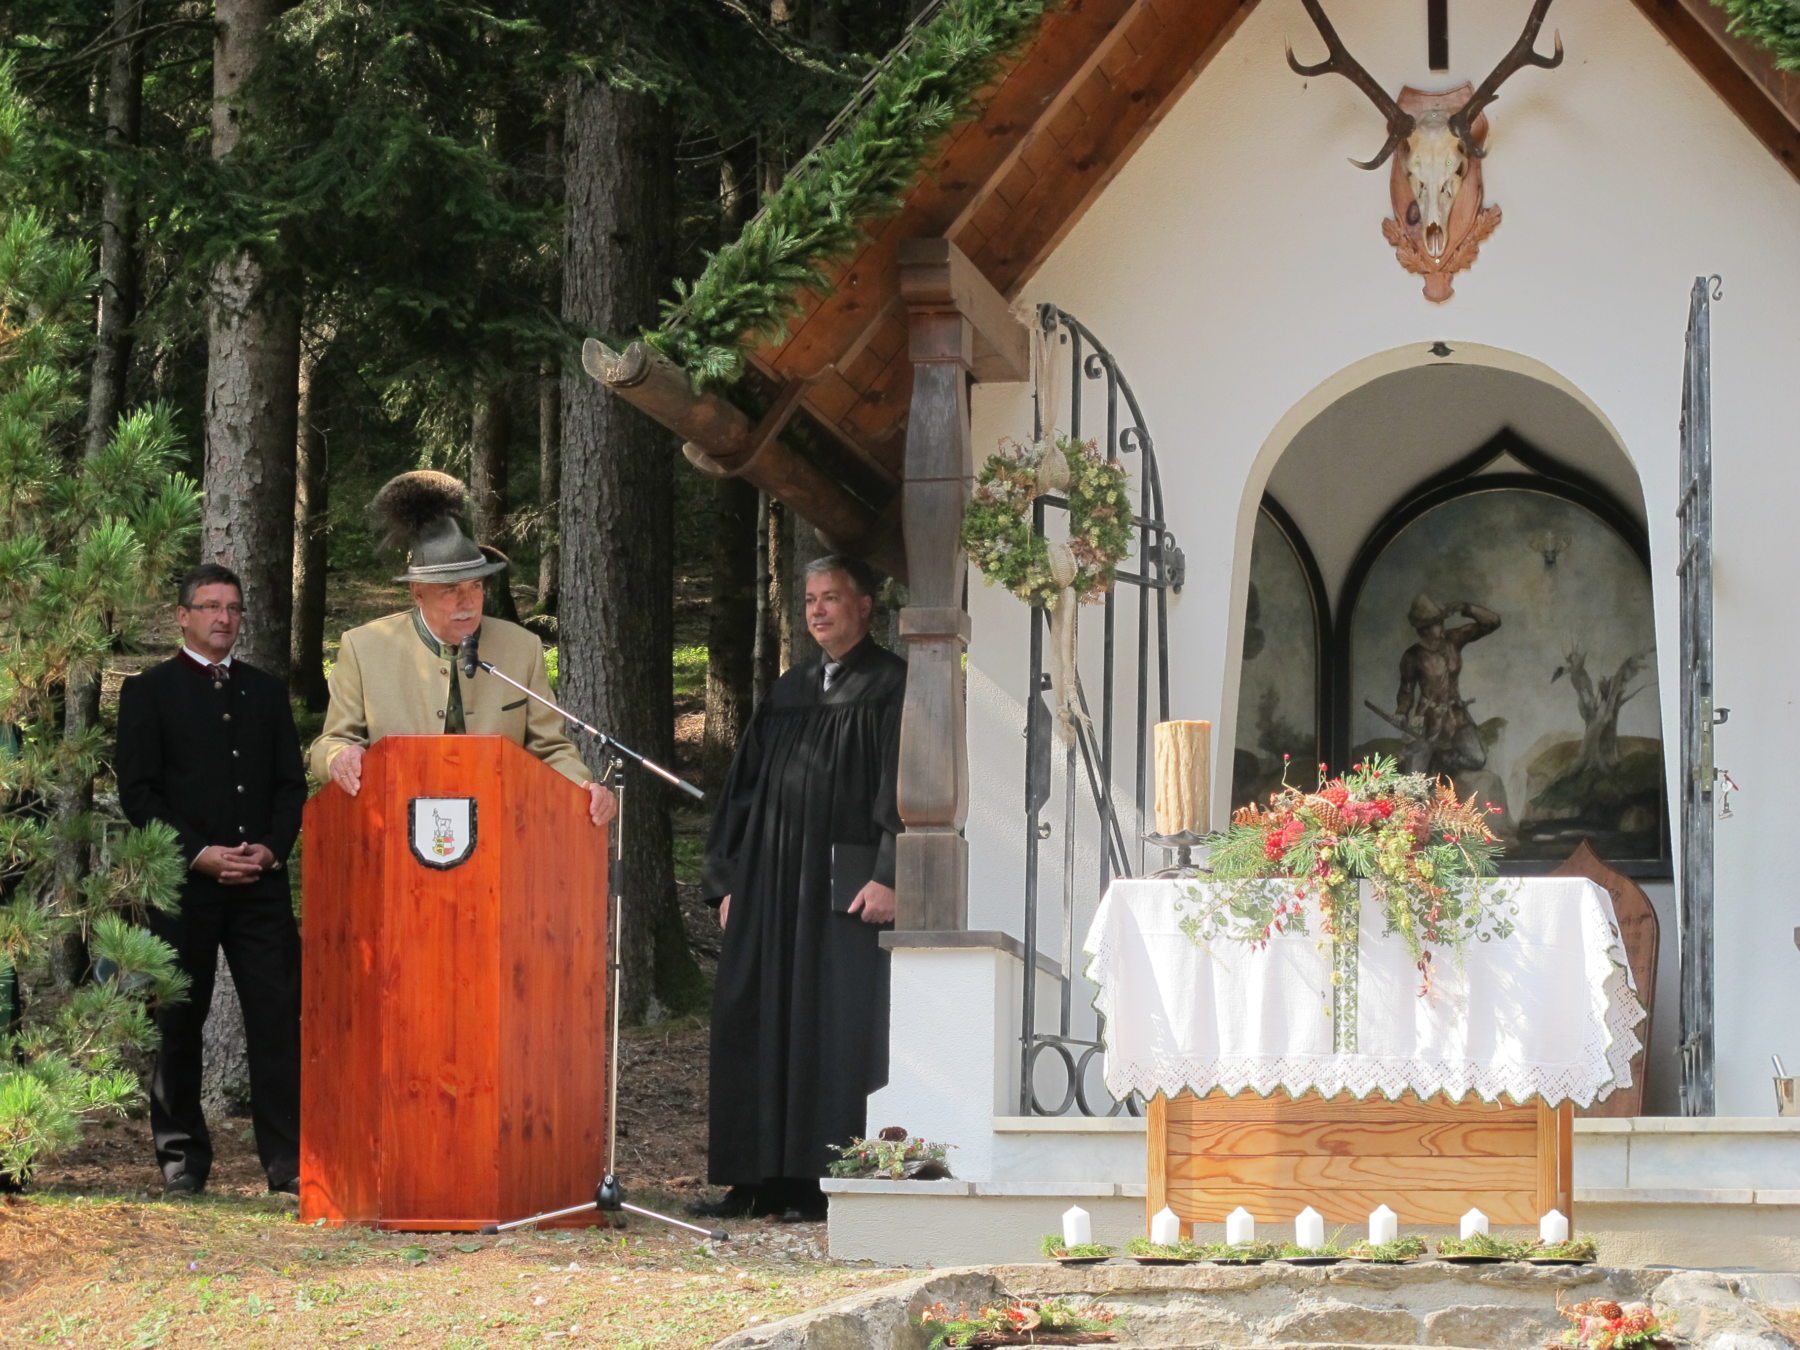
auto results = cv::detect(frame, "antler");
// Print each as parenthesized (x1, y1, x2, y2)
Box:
(1449, 0, 1564, 160)
(1286, 0, 1414, 170)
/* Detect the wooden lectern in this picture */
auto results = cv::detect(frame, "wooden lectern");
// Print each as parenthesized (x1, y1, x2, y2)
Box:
(299, 735, 609, 1230)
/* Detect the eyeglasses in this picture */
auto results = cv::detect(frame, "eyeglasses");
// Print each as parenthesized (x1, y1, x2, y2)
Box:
(186, 603, 245, 617)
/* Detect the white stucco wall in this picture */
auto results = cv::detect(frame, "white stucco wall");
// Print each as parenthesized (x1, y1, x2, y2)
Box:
(960, 0, 1800, 1116)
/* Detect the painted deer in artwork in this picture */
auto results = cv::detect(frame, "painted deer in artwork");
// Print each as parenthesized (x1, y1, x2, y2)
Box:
(1288, 0, 1563, 297)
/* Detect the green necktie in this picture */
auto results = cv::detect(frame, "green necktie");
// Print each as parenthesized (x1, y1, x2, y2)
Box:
(442, 643, 465, 735)
(413, 610, 465, 734)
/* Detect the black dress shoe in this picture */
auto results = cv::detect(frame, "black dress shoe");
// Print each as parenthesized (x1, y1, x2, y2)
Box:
(268, 1176, 300, 1196)
(685, 1185, 759, 1219)
(163, 1174, 204, 1197)
(775, 1202, 827, 1223)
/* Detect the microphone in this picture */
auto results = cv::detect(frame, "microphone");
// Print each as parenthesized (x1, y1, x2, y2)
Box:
(460, 629, 481, 679)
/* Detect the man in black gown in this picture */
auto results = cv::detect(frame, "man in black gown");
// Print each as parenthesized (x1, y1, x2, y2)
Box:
(694, 556, 905, 1222)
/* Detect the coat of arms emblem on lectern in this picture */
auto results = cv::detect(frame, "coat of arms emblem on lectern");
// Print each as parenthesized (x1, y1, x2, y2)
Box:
(408, 797, 478, 869)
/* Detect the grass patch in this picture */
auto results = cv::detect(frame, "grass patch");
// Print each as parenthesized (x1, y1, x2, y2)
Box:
(1, 1192, 897, 1348)
(672, 645, 707, 700)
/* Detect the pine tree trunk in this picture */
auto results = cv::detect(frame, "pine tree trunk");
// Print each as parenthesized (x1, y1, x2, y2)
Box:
(703, 478, 758, 785)
(537, 357, 561, 614)
(770, 498, 794, 672)
(535, 110, 564, 616)
(203, 0, 301, 679)
(560, 71, 701, 1022)
(85, 0, 144, 458)
(699, 150, 756, 781)
(54, 0, 148, 986)
(290, 331, 332, 711)
(752, 491, 775, 704)
(199, 0, 301, 1110)
(470, 374, 511, 546)
(786, 509, 828, 670)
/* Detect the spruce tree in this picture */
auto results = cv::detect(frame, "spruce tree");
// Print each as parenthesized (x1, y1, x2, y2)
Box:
(0, 62, 196, 1184)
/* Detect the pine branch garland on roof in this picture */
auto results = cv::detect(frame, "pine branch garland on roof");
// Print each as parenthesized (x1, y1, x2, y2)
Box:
(644, 0, 1057, 386)
(1714, 0, 1800, 71)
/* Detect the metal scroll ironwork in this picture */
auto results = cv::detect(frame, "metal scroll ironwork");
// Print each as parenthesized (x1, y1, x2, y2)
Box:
(1018, 304, 1181, 1116)
(1677, 275, 1716, 1117)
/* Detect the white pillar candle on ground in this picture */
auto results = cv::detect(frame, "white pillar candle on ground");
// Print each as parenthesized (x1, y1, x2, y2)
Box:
(1225, 1206, 1255, 1245)
(1151, 1207, 1182, 1247)
(1062, 1205, 1092, 1247)
(1540, 1209, 1570, 1245)
(1368, 1204, 1398, 1245)
(1294, 1206, 1325, 1251)
(1460, 1208, 1489, 1240)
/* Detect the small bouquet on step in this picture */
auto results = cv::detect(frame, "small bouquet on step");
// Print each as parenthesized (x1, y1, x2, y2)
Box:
(827, 1125, 953, 1180)
(1551, 1299, 1673, 1349)
(918, 1297, 1120, 1348)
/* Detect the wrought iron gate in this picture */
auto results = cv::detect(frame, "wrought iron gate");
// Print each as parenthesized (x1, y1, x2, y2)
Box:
(1018, 304, 1181, 1116)
(1677, 275, 1717, 1117)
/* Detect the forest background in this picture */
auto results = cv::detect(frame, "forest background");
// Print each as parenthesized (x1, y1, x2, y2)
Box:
(0, 0, 931, 1178)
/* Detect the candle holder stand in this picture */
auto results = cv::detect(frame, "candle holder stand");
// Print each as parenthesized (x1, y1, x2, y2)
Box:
(1143, 830, 1212, 879)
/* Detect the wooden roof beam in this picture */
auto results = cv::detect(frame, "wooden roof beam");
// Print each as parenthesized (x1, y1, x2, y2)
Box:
(1630, 0, 1800, 182)
(581, 339, 905, 577)
(897, 237, 1030, 382)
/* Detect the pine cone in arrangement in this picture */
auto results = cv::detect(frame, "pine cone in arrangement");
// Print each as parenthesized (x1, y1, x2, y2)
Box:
(1306, 796, 1348, 837)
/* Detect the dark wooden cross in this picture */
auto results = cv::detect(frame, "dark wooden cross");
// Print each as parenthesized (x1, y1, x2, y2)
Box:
(1428, 0, 1449, 71)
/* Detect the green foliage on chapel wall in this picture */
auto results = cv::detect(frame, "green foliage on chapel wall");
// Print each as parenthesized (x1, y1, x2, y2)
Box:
(645, 0, 1058, 387)
(0, 62, 194, 1184)
(1713, 0, 1800, 70)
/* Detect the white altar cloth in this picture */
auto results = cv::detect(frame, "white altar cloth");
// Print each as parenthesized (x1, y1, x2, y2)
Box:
(1083, 877, 1647, 1108)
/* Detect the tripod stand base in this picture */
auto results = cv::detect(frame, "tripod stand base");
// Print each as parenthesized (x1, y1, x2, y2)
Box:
(479, 1174, 729, 1242)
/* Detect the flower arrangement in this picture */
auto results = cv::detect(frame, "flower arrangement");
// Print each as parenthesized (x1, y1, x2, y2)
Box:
(918, 1297, 1119, 1348)
(1553, 1299, 1672, 1349)
(827, 1125, 953, 1180)
(1188, 754, 1514, 972)
(962, 433, 1133, 608)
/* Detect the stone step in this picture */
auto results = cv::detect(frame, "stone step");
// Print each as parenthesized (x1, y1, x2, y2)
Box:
(713, 1263, 1796, 1349)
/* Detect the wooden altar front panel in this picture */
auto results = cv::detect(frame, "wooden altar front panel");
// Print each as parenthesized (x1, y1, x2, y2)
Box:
(1146, 1089, 1572, 1231)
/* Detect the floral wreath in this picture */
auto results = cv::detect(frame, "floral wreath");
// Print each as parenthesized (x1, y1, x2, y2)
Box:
(961, 433, 1133, 607)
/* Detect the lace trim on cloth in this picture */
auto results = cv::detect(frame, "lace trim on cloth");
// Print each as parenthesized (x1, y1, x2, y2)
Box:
(1082, 878, 1647, 1109)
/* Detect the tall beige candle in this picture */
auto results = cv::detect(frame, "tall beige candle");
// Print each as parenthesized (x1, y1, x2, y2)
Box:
(1154, 720, 1212, 836)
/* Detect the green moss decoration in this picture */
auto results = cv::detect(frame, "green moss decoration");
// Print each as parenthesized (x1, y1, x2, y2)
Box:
(646, 0, 1057, 385)
(1713, 0, 1800, 71)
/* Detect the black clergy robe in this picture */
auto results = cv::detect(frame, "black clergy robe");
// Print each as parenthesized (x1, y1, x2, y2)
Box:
(701, 636, 906, 1187)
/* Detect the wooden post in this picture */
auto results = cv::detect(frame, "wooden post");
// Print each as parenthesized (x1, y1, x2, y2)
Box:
(893, 239, 1028, 932)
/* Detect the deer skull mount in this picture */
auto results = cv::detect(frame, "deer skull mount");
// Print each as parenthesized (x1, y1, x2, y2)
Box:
(1288, 0, 1562, 302)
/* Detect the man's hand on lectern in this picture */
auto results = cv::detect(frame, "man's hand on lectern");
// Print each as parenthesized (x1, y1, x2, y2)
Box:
(586, 781, 618, 828)
(330, 745, 365, 796)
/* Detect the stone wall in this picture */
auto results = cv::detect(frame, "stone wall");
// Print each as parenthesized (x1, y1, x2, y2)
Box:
(714, 1262, 1800, 1349)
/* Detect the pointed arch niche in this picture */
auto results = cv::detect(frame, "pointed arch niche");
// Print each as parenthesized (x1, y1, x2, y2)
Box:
(1229, 356, 1670, 878)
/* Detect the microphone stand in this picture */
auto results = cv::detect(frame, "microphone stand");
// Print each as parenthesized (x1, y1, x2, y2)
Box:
(466, 654, 704, 803)
(462, 648, 723, 1243)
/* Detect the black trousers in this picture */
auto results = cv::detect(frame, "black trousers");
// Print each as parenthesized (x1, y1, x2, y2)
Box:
(148, 890, 301, 1187)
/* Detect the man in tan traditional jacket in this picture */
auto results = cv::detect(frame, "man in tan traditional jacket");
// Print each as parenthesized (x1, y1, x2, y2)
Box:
(310, 472, 617, 828)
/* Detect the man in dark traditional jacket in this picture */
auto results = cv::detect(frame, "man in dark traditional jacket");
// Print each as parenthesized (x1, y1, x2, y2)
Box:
(694, 556, 905, 1222)
(117, 563, 307, 1196)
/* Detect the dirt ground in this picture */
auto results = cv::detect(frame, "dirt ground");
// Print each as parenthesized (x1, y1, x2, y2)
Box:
(0, 1019, 893, 1349)
(0, 572, 876, 1346)
(26, 1018, 717, 1204)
